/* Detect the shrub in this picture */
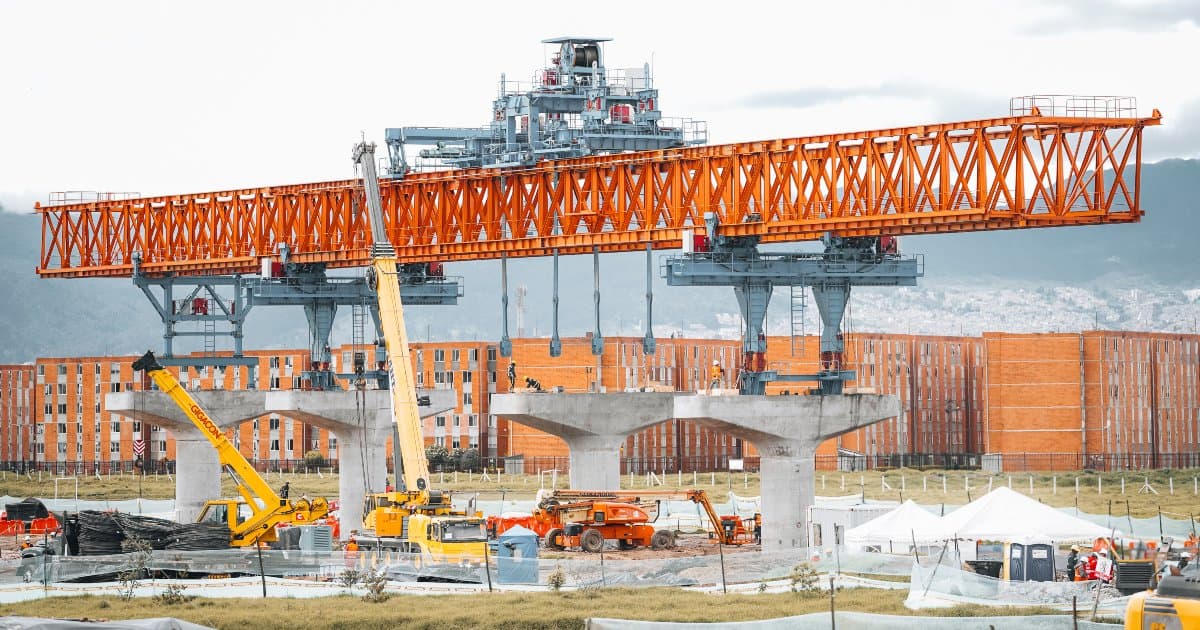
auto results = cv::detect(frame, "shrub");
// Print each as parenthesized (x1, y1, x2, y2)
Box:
(788, 563, 819, 595)
(547, 566, 566, 593)
(303, 450, 326, 470)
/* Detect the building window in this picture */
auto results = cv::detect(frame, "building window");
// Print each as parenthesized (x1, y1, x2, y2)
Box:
(469, 349, 479, 362)
(132, 422, 141, 432)
(452, 439, 460, 449)
(462, 371, 472, 383)
(487, 347, 496, 361)
(468, 415, 477, 427)
(435, 436, 445, 447)
(270, 377, 280, 390)
(109, 442, 120, 454)
(435, 416, 446, 428)
(433, 350, 445, 362)
(270, 439, 279, 451)
(452, 350, 460, 363)
(463, 392, 472, 406)
(57, 383, 66, 396)
(453, 416, 460, 427)
(269, 356, 280, 369)
(269, 416, 280, 430)
(58, 365, 67, 377)
(286, 439, 293, 452)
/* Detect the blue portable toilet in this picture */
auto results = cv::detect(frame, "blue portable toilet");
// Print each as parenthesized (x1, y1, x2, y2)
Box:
(496, 525, 539, 584)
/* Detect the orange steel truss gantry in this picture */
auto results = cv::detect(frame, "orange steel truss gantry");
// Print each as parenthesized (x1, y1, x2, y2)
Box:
(37, 111, 1160, 278)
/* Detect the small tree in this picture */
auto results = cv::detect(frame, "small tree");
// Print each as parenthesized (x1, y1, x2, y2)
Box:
(425, 445, 450, 470)
(788, 562, 819, 595)
(455, 448, 481, 472)
(303, 450, 326, 470)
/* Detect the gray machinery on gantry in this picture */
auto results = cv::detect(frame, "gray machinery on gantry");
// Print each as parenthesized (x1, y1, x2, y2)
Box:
(385, 37, 707, 173)
(663, 213, 922, 395)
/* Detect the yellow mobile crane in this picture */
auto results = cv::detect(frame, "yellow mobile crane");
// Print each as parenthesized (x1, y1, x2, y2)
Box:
(132, 351, 330, 547)
(351, 142, 487, 569)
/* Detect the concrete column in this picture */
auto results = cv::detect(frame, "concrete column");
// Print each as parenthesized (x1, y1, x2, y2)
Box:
(566, 434, 626, 490)
(173, 432, 221, 522)
(755, 439, 814, 551)
(106, 391, 267, 523)
(673, 394, 900, 552)
(490, 393, 675, 490)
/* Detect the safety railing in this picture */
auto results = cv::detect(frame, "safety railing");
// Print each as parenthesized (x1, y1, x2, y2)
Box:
(1009, 94, 1138, 118)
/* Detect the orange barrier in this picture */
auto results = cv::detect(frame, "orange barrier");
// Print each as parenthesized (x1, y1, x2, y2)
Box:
(0, 520, 24, 536)
(28, 516, 58, 535)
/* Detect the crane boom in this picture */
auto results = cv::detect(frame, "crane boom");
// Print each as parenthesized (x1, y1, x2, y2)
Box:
(37, 110, 1160, 278)
(354, 142, 429, 493)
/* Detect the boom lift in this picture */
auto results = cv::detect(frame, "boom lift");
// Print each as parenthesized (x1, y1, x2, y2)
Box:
(531, 489, 755, 552)
(132, 351, 329, 547)
(351, 142, 487, 568)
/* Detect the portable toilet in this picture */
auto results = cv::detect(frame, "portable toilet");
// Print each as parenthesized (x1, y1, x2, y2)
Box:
(496, 525, 539, 584)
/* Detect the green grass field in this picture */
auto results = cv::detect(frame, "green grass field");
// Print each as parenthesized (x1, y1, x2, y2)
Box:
(0, 589, 1065, 630)
(5, 468, 1198, 519)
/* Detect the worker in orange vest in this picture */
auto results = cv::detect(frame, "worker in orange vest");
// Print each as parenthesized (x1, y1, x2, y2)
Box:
(708, 360, 724, 393)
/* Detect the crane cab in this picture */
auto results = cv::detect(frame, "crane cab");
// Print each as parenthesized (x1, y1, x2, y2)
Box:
(197, 499, 280, 546)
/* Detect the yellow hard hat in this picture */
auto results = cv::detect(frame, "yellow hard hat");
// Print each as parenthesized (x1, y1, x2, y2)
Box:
(1070, 545, 1080, 552)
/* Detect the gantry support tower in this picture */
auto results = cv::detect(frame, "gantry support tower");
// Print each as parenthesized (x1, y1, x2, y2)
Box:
(664, 213, 921, 395)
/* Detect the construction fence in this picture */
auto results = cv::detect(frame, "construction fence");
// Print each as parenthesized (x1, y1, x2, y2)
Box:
(0, 548, 1132, 619)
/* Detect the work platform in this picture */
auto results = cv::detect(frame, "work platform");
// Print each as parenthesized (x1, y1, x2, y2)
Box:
(107, 389, 455, 536)
(492, 392, 900, 552)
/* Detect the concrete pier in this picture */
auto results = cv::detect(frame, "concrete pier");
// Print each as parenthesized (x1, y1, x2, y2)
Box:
(674, 394, 900, 552)
(107, 388, 455, 534)
(490, 393, 675, 489)
(493, 392, 899, 552)
(107, 391, 266, 522)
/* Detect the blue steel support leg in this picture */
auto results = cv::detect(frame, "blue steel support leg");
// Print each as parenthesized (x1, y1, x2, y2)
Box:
(550, 249, 562, 357)
(304, 301, 338, 390)
(591, 247, 604, 356)
(499, 254, 512, 357)
(812, 282, 851, 395)
(643, 243, 656, 355)
(733, 280, 773, 395)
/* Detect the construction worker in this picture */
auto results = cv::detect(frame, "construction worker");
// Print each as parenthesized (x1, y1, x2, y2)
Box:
(279, 481, 290, 499)
(524, 376, 543, 392)
(1181, 551, 1193, 572)
(1084, 552, 1099, 580)
(708, 360, 724, 393)
(753, 513, 762, 544)
(1094, 548, 1113, 583)
(19, 536, 32, 550)
(1065, 545, 1080, 580)
(507, 361, 516, 389)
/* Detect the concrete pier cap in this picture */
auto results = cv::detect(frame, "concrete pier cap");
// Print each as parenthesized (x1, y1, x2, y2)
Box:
(673, 394, 901, 552)
(490, 393, 675, 490)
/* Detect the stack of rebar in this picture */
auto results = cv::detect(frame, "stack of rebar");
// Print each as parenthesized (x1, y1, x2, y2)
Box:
(75, 511, 124, 555)
(73, 511, 231, 554)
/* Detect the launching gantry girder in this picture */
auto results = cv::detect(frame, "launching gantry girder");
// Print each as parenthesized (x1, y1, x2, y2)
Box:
(36, 97, 1160, 393)
(38, 108, 1159, 279)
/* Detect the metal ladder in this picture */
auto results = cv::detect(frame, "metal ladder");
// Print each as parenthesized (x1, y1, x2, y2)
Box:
(351, 301, 368, 382)
(789, 285, 807, 356)
(203, 318, 217, 356)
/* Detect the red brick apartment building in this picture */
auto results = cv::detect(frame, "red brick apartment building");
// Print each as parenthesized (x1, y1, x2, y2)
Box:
(2, 331, 1197, 474)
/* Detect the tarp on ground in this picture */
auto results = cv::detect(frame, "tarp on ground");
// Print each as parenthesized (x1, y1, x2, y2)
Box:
(587, 612, 1120, 629)
(845, 500, 946, 548)
(930, 487, 1116, 543)
(0, 617, 212, 630)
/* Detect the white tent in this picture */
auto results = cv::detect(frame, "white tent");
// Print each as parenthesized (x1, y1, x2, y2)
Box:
(931, 486, 1116, 543)
(844, 500, 945, 551)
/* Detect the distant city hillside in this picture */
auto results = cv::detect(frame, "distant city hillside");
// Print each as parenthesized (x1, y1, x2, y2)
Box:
(1, 159, 1198, 363)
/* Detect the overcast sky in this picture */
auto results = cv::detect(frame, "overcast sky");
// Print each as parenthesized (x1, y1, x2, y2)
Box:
(1, 0, 1198, 208)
